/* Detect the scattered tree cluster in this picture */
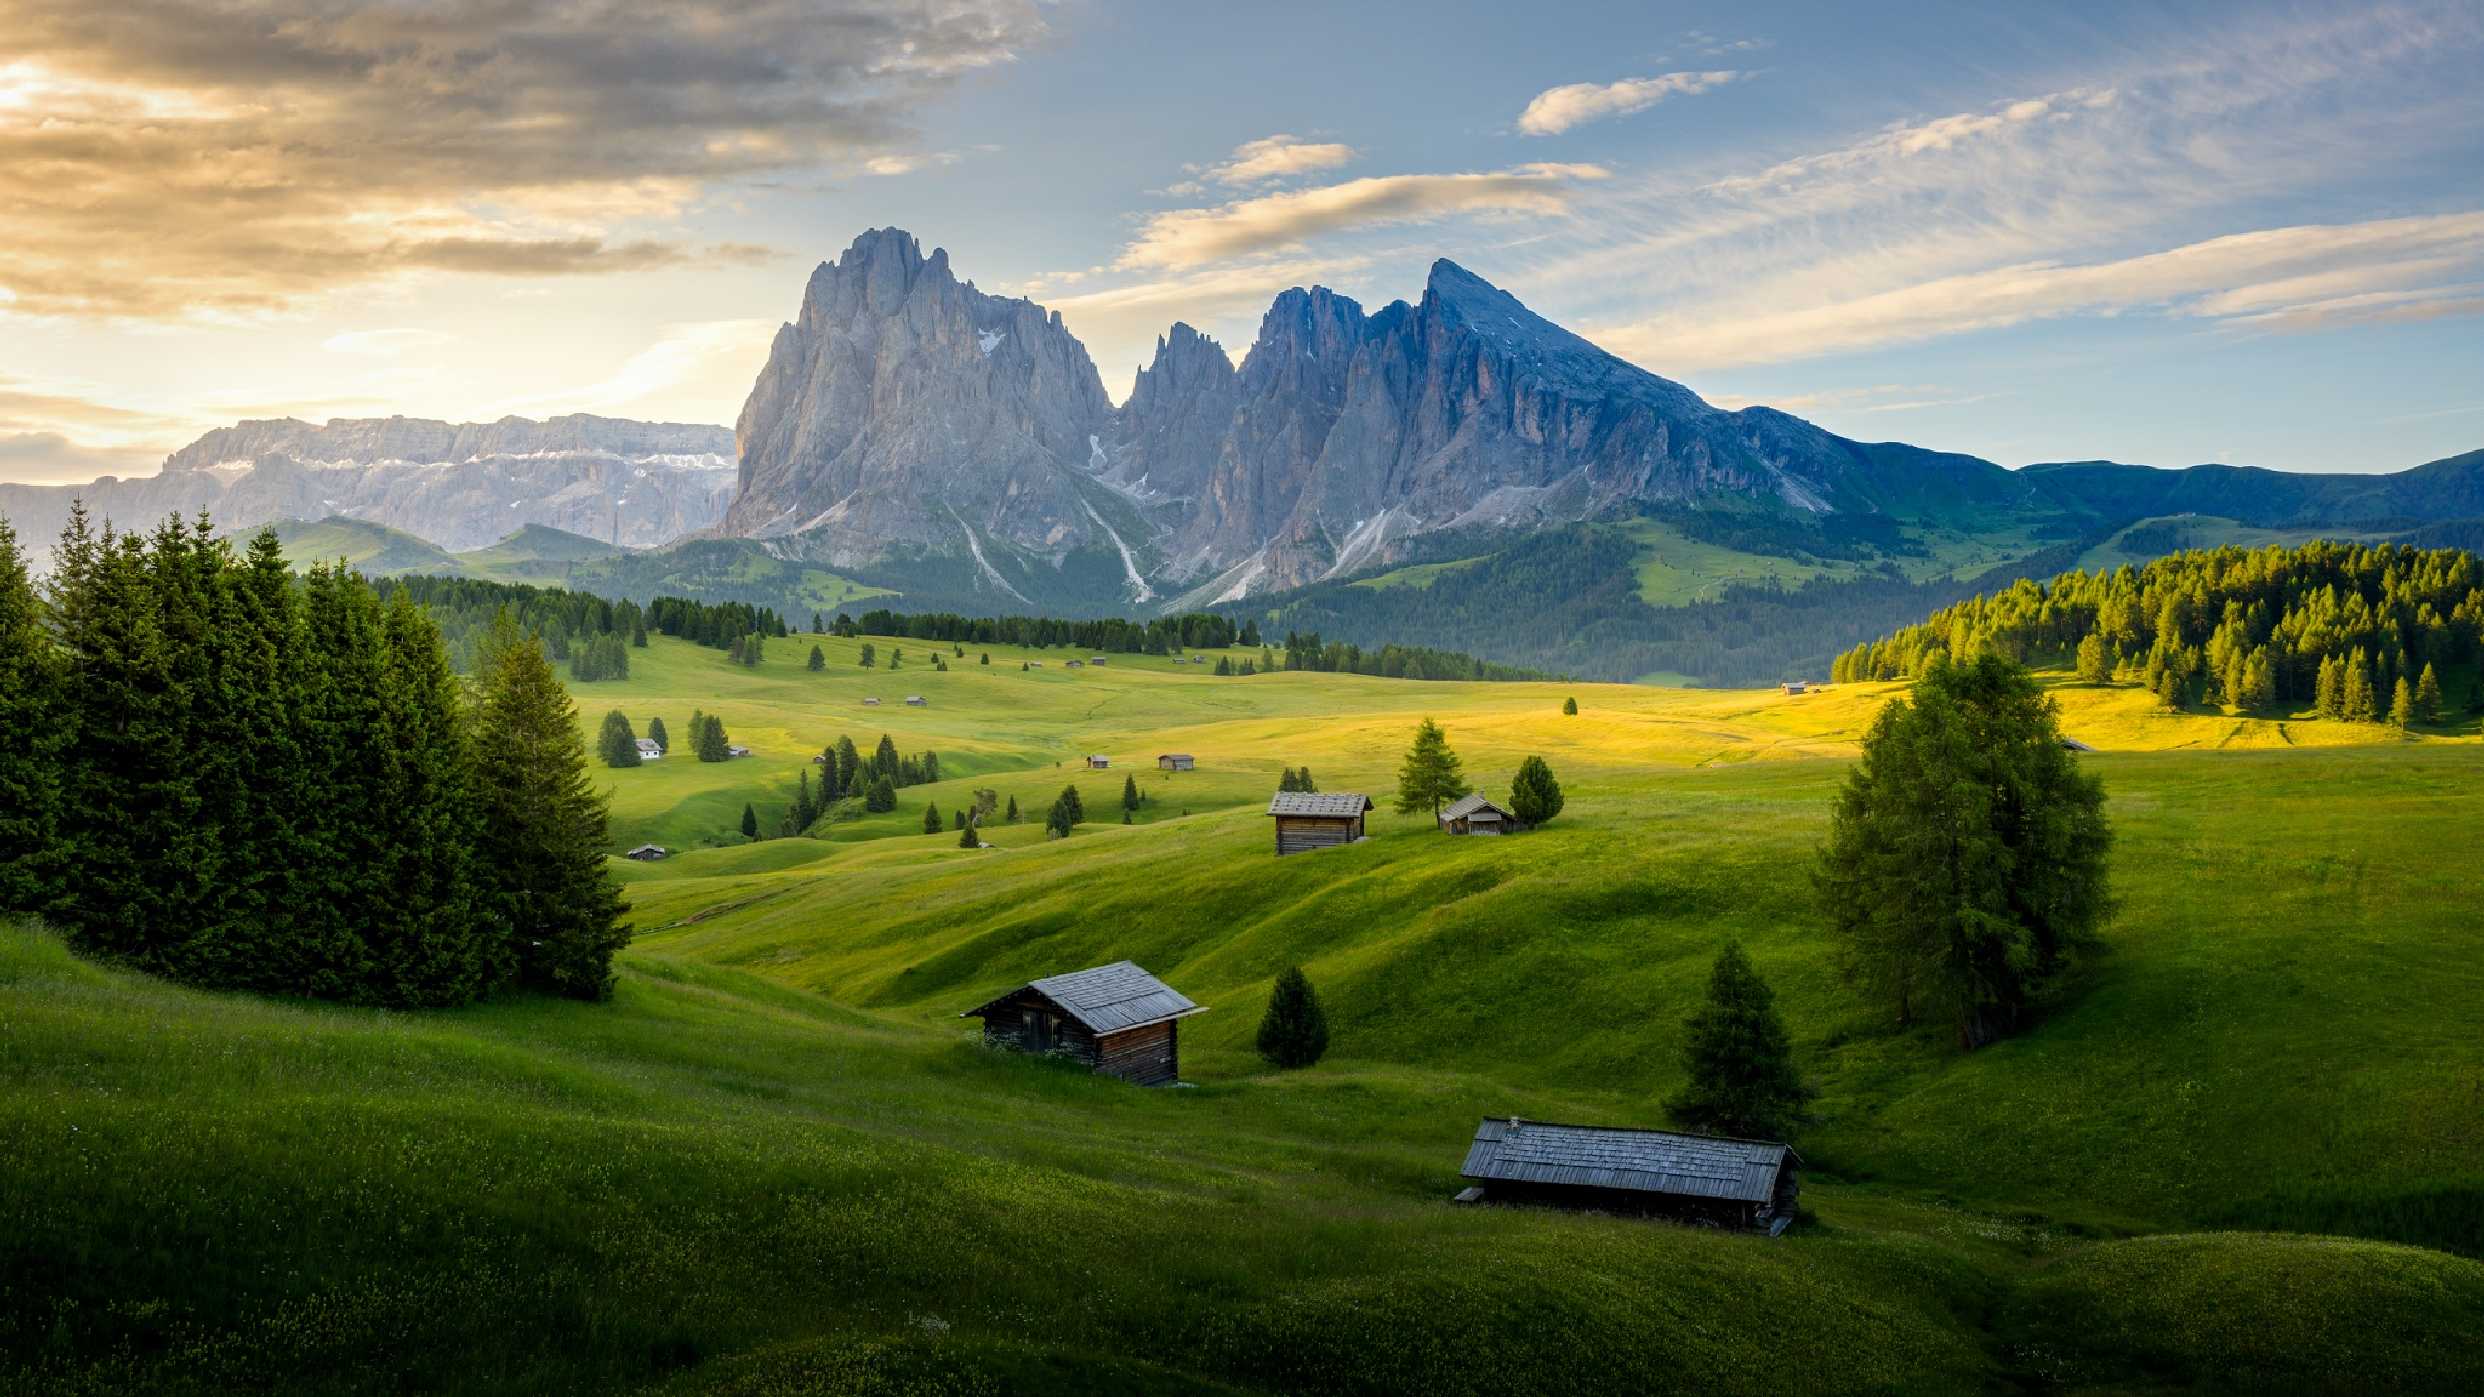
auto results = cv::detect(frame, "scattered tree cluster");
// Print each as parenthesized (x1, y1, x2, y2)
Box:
(1817, 655, 2114, 1050)
(1045, 784, 1084, 838)
(1276, 766, 1318, 793)
(687, 710, 733, 762)
(726, 630, 766, 666)
(0, 513, 629, 1006)
(1264, 628, 1548, 682)
(853, 607, 1247, 654)
(1832, 541, 2483, 722)
(567, 631, 631, 682)
(644, 595, 789, 651)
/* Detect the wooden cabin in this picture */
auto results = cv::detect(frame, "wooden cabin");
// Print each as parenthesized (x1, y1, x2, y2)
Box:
(960, 961, 1204, 1086)
(1454, 1117, 1800, 1234)
(1089, 656, 1109, 665)
(623, 844, 669, 861)
(1781, 680, 1808, 695)
(726, 744, 752, 758)
(1266, 791, 1373, 856)
(634, 738, 665, 760)
(863, 697, 882, 705)
(1157, 753, 1195, 772)
(1065, 659, 1085, 669)
(2061, 737, 2096, 752)
(1085, 755, 1112, 770)
(905, 695, 927, 706)
(1438, 791, 1516, 835)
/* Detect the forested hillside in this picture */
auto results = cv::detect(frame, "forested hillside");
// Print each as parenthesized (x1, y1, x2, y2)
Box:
(1835, 541, 2484, 718)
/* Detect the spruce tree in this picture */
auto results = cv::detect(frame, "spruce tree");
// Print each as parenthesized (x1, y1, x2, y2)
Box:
(1058, 784, 1084, 824)
(808, 644, 825, 671)
(1278, 767, 1299, 793)
(0, 517, 64, 914)
(1508, 755, 1564, 828)
(2417, 663, 2444, 723)
(795, 768, 817, 829)
(742, 803, 760, 840)
(1665, 942, 1811, 1139)
(859, 642, 875, 667)
(959, 819, 980, 849)
(1255, 966, 1330, 1069)
(1818, 655, 2113, 1049)
(648, 715, 670, 754)
(1295, 767, 1314, 792)
(1006, 794, 1020, 822)
(1045, 795, 1075, 838)
(470, 615, 631, 1000)
(1122, 773, 1140, 811)
(367, 592, 491, 1006)
(1562, 696, 1578, 715)
(1393, 718, 1469, 817)
(598, 710, 641, 767)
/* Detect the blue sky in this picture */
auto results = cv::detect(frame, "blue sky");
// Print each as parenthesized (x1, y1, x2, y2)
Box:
(2, 0, 2479, 482)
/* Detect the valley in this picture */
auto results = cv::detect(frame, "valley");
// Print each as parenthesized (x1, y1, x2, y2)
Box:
(11, 620, 2483, 1393)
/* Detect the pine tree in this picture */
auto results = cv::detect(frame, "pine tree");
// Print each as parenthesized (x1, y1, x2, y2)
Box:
(980, 652, 990, 665)
(2343, 652, 2377, 723)
(1818, 655, 2113, 1049)
(2391, 675, 2416, 729)
(1393, 718, 1469, 817)
(1255, 966, 1330, 1069)
(2075, 632, 2112, 686)
(1664, 943, 1812, 1139)
(1562, 696, 1578, 715)
(808, 644, 825, 671)
(1296, 767, 1315, 793)
(697, 713, 731, 761)
(597, 710, 641, 767)
(865, 775, 896, 813)
(1122, 773, 1140, 811)
(794, 769, 817, 830)
(367, 592, 491, 1006)
(1045, 796, 1074, 838)
(835, 734, 862, 794)
(2154, 667, 2182, 712)
(470, 614, 630, 1000)
(648, 716, 669, 753)
(742, 803, 761, 840)
(859, 642, 875, 667)
(958, 819, 980, 849)
(630, 617, 648, 647)
(1508, 755, 1564, 828)
(1005, 794, 1020, 822)
(2316, 655, 2345, 719)
(0, 516, 64, 914)
(874, 733, 901, 781)
(952, 807, 966, 830)
(1278, 767, 1299, 793)
(1058, 784, 1084, 824)
(2417, 663, 2444, 723)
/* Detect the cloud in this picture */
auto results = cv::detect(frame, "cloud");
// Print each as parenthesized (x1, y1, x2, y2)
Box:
(1517, 71, 1745, 136)
(1206, 135, 1357, 185)
(497, 319, 780, 420)
(0, 430, 160, 483)
(1119, 164, 1609, 271)
(864, 151, 962, 176)
(321, 328, 456, 356)
(1590, 213, 2484, 370)
(0, 0, 1046, 318)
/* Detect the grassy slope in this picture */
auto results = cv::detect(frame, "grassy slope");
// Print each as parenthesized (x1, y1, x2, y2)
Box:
(11, 634, 2484, 1392)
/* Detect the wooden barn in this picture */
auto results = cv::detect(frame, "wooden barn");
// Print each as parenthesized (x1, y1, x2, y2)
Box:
(1266, 791, 1373, 856)
(1454, 1117, 1800, 1234)
(1781, 680, 1808, 695)
(1085, 755, 1112, 769)
(1157, 753, 1195, 771)
(960, 961, 1204, 1087)
(1438, 792, 1516, 835)
(623, 844, 669, 861)
(905, 695, 927, 706)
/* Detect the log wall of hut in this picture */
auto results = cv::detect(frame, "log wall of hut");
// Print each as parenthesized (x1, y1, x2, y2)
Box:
(1274, 814, 1363, 856)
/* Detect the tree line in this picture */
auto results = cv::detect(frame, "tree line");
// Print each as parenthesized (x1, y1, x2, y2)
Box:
(0, 512, 629, 1006)
(1831, 540, 2484, 720)
(843, 607, 1253, 654)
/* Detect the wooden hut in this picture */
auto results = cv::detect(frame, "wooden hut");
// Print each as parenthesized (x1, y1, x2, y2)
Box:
(1438, 792, 1516, 835)
(960, 961, 1204, 1086)
(1454, 1117, 1800, 1234)
(2061, 737, 2096, 752)
(1157, 753, 1195, 772)
(1266, 791, 1373, 856)
(1085, 755, 1112, 769)
(623, 844, 670, 861)
(905, 695, 927, 706)
(1089, 656, 1109, 665)
(1781, 680, 1808, 695)
(634, 738, 665, 760)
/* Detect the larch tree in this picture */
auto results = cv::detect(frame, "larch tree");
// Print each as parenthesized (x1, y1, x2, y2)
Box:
(1393, 718, 1470, 818)
(1665, 942, 1811, 1139)
(2391, 675, 2416, 729)
(471, 614, 631, 1000)
(1816, 655, 2113, 1050)
(2417, 663, 2444, 723)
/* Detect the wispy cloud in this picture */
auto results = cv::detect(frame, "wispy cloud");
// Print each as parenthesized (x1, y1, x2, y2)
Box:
(0, 0, 1045, 319)
(1119, 164, 1608, 271)
(321, 328, 456, 356)
(1205, 135, 1357, 186)
(1517, 71, 1746, 136)
(496, 319, 780, 419)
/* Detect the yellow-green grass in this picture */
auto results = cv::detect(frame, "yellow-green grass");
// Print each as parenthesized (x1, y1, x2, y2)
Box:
(15, 920, 2483, 1395)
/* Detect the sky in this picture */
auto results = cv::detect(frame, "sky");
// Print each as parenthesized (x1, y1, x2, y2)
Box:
(2, 0, 2481, 484)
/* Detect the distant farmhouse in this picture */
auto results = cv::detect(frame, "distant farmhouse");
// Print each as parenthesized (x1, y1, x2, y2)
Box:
(961, 961, 1204, 1087)
(1267, 791, 1373, 856)
(623, 844, 669, 862)
(634, 738, 665, 760)
(1455, 1117, 1801, 1234)
(1157, 753, 1194, 771)
(1438, 792, 1516, 835)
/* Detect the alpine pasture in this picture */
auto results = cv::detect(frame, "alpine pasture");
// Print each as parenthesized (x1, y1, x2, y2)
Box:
(8, 626, 2484, 1394)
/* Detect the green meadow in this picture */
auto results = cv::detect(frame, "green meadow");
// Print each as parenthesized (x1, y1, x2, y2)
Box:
(8, 629, 2484, 1393)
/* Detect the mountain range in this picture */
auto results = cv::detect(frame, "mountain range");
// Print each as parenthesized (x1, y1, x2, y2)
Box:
(0, 413, 735, 567)
(6, 228, 2481, 681)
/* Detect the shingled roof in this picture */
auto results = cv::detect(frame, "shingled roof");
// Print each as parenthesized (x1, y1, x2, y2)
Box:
(1440, 792, 1509, 821)
(1460, 1118, 1795, 1203)
(962, 960, 1205, 1035)
(1266, 792, 1374, 818)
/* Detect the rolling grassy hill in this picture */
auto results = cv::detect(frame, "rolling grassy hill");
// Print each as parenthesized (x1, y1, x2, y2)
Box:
(9, 631, 2484, 1393)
